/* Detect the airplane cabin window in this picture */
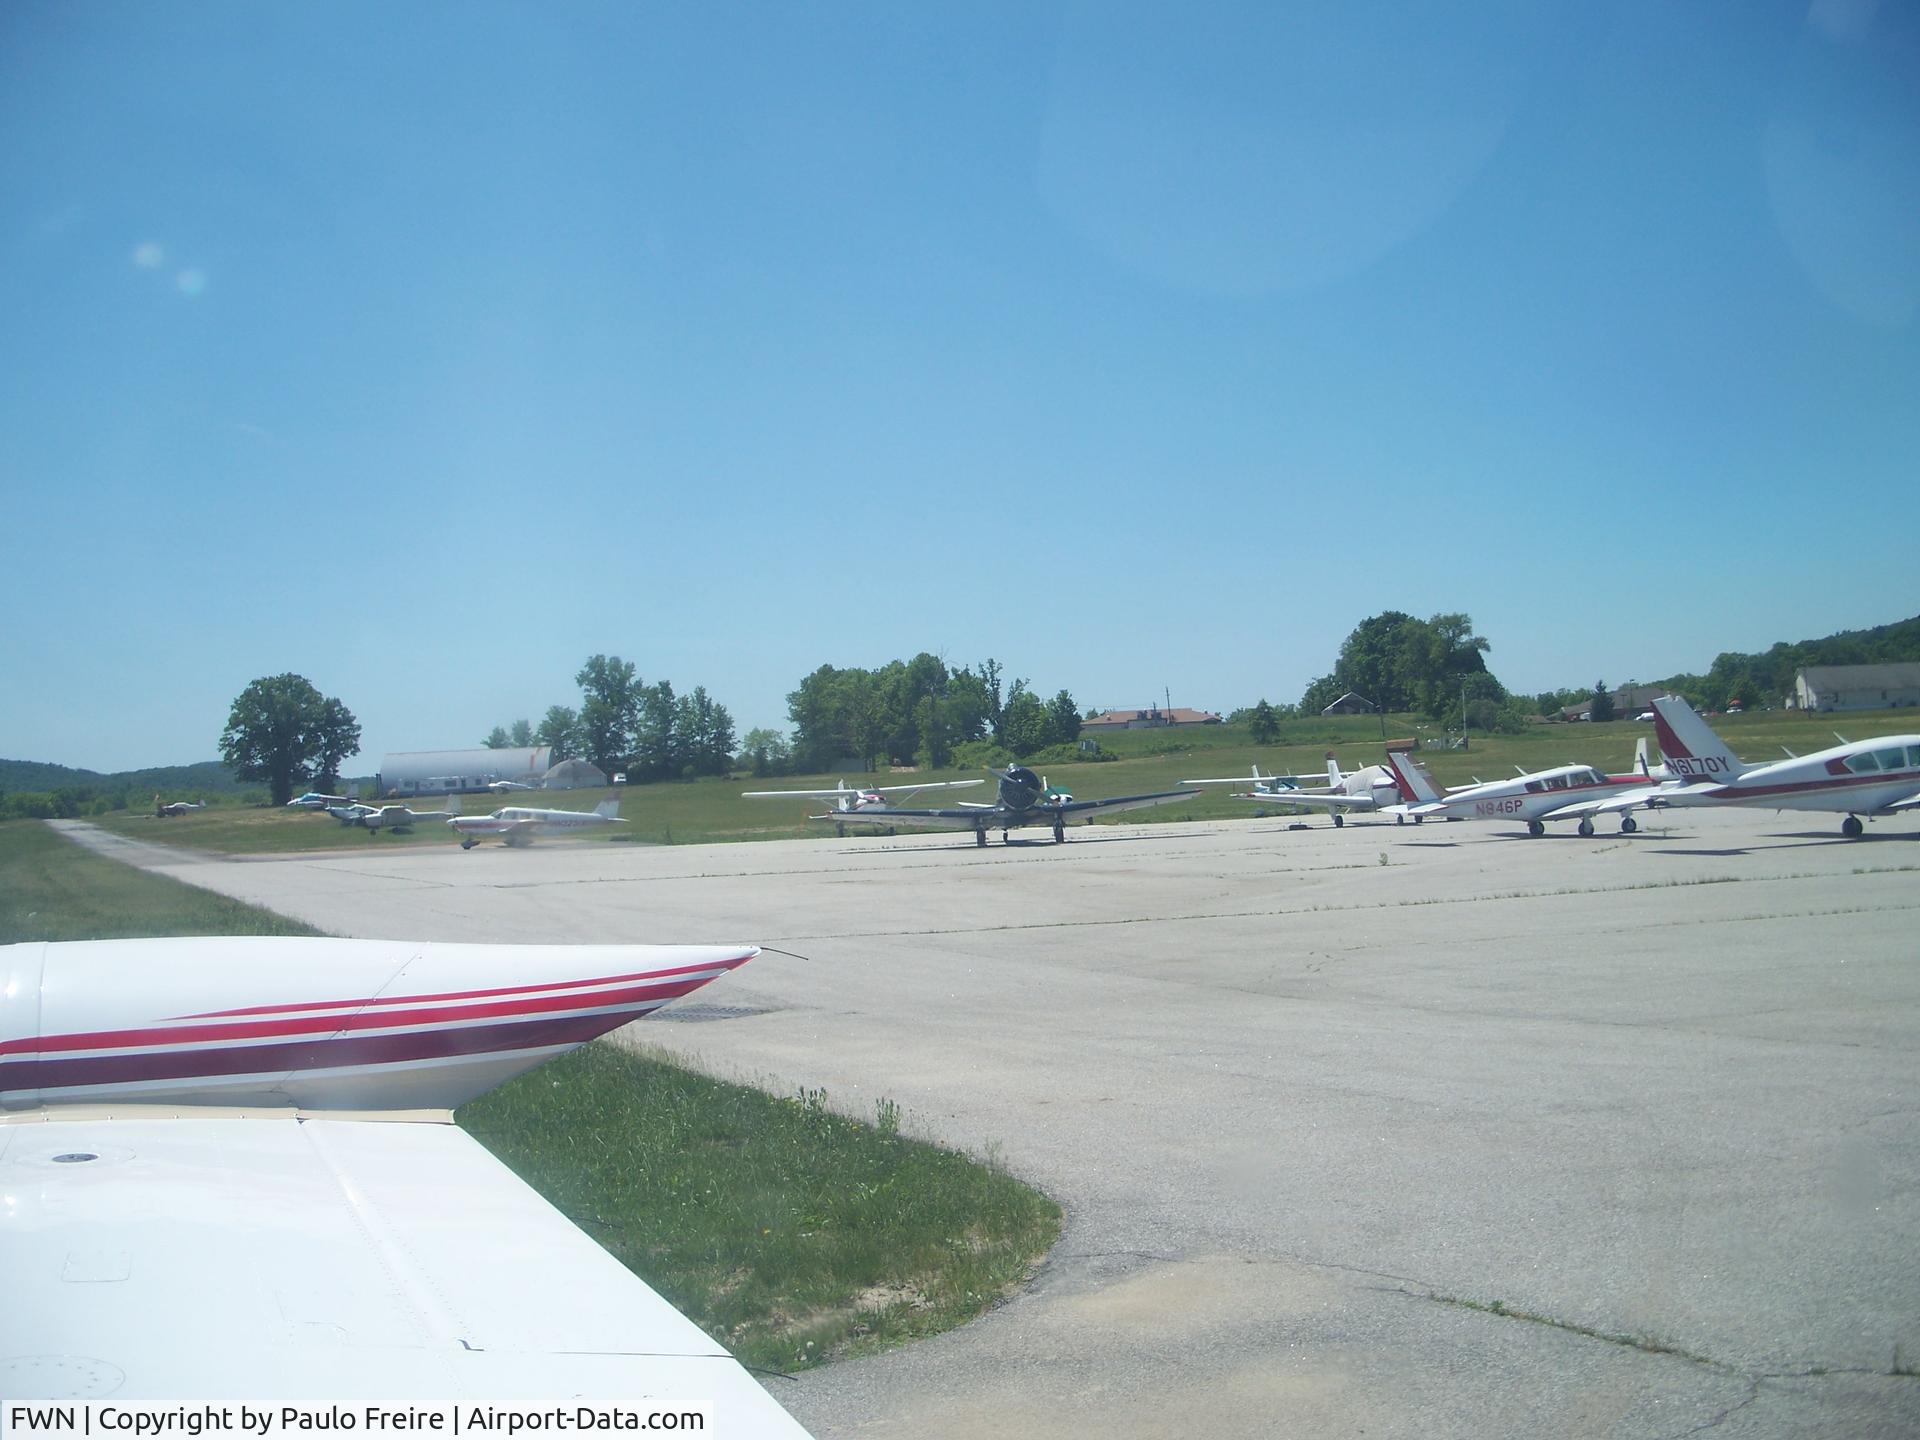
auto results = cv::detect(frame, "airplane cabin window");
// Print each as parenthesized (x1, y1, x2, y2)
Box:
(1873, 748, 1905, 771)
(1846, 753, 1881, 774)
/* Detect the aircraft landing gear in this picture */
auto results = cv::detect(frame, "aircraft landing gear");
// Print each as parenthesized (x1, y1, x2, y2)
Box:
(1414, 814, 1423, 824)
(975, 827, 987, 848)
(1843, 815, 1865, 838)
(1396, 814, 1405, 825)
(835, 822, 845, 838)
(1333, 813, 1344, 828)
(1527, 819, 1546, 837)
(1620, 815, 1638, 834)
(460, 838, 476, 850)
(1053, 817, 1066, 843)
(1002, 829, 1012, 845)
(1577, 817, 1595, 837)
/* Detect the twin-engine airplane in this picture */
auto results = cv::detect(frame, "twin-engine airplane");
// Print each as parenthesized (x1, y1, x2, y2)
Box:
(449, 792, 626, 848)
(1182, 752, 1405, 827)
(847, 765, 1198, 846)
(741, 778, 985, 834)
(1383, 750, 1655, 836)
(1631, 695, 1920, 838)
(0, 936, 809, 1431)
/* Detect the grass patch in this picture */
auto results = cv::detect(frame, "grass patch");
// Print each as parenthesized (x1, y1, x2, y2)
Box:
(460, 1045, 1061, 1373)
(0, 820, 322, 942)
(4, 818, 1062, 1372)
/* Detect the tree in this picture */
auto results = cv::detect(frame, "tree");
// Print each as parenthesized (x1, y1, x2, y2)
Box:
(482, 726, 510, 749)
(537, 705, 581, 762)
(1000, 688, 1053, 756)
(1046, 690, 1082, 747)
(1590, 682, 1617, 724)
(219, 674, 361, 806)
(1248, 699, 1280, 744)
(739, 727, 790, 778)
(576, 655, 642, 776)
(509, 718, 534, 747)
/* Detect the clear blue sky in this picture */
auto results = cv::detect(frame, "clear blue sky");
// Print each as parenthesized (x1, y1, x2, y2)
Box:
(3, 1, 1916, 772)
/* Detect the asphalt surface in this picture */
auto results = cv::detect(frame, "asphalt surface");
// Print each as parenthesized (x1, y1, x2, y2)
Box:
(55, 807, 1920, 1438)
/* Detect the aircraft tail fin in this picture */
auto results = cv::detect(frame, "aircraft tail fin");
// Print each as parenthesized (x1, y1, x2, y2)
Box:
(1634, 736, 1653, 780)
(1651, 696, 1748, 781)
(1326, 751, 1342, 788)
(1384, 749, 1443, 804)
(594, 792, 622, 820)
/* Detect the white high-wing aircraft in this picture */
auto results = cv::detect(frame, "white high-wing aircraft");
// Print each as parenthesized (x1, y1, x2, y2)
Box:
(450, 791, 626, 848)
(1619, 695, 1920, 838)
(741, 778, 984, 834)
(1182, 752, 1405, 828)
(1383, 750, 1656, 836)
(287, 791, 349, 809)
(0, 936, 810, 1431)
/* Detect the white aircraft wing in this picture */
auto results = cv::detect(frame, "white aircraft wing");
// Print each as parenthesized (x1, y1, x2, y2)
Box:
(744, 780, 983, 800)
(1, 1114, 807, 1427)
(1885, 790, 1920, 811)
(1180, 774, 1317, 789)
(1235, 791, 1373, 811)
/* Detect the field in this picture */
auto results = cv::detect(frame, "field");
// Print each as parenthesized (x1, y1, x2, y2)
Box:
(2, 819, 1062, 1371)
(85, 706, 1920, 854)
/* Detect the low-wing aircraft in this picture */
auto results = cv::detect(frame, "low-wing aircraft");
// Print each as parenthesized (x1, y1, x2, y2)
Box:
(1182, 752, 1405, 827)
(1627, 695, 1920, 838)
(335, 800, 460, 832)
(488, 778, 538, 792)
(450, 791, 625, 848)
(741, 778, 985, 834)
(0, 935, 811, 1431)
(153, 795, 206, 817)
(287, 791, 349, 809)
(836, 764, 1198, 846)
(1383, 749, 1655, 836)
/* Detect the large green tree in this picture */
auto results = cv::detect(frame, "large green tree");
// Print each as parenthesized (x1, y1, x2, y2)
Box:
(536, 705, 581, 762)
(576, 655, 643, 776)
(219, 674, 361, 805)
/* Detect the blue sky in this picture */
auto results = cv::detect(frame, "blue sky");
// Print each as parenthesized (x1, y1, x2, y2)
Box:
(3, 1, 1916, 772)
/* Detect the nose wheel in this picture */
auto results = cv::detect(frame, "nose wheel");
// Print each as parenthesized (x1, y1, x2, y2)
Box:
(460, 838, 476, 850)
(1842, 815, 1864, 838)
(1332, 813, 1344, 828)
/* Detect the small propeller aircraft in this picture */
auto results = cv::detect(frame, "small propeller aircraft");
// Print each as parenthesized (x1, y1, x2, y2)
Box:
(832, 765, 1198, 846)
(332, 799, 460, 833)
(286, 791, 349, 809)
(0, 935, 810, 1430)
(1382, 750, 1657, 836)
(1613, 695, 1920, 838)
(153, 796, 206, 817)
(741, 777, 985, 834)
(487, 778, 538, 792)
(1182, 752, 1405, 827)
(449, 791, 626, 848)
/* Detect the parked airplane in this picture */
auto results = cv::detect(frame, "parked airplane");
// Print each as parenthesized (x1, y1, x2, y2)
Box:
(840, 765, 1197, 846)
(153, 796, 206, 817)
(1630, 695, 1920, 838)
(450, 792, 625, 848)
(1383, 750, 1656, 836)
(741, 778, 985, 834)
(335, 800, 460, 832)
(1183, 752, 1405, 827)
(0, 935, 810, 1431)
(488, 778, 538, 792)
(287, 791, 349, 809)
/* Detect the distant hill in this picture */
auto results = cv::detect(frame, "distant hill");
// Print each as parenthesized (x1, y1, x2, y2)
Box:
(0, 757, 246, 797)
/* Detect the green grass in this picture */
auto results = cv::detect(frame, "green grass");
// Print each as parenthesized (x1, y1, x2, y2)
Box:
(0, 819, 322, 942)
(79, 706, 1920, 853)
(460, 1047, 1061, 1372)
(1, 817, 1063, 1370)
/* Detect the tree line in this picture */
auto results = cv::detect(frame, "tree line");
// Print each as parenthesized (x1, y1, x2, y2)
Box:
(778, 655, 1081, 775)
(481, 655, 737, 783)
(1296, 612, 1532, 733)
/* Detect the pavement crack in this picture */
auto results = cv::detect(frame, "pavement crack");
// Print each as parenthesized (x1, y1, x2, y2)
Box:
(1665, 1380, 1759, 1437)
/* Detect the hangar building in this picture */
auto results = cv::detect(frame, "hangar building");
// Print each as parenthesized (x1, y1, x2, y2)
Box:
(379, 746, 551, 797)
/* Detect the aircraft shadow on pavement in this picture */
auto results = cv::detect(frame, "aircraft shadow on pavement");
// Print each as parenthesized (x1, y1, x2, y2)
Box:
(906, 828, 1210, 852)
(1656, 829, 1920, 858)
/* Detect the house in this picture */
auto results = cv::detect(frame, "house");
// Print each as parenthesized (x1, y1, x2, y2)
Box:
(1082, 706, 1223, 731)
(1557, 684, 1668, 722)
(1788, 664, 1920, 712)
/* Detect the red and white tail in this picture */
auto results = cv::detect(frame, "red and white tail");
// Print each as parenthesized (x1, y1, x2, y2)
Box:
(1385, 750, 1443, 804)
(1650, 696, 1748, 781)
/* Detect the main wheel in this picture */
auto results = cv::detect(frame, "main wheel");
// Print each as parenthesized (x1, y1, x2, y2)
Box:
(975, 828, 987, 848)
(1333, 813, 1344, 828)
(1577, 818, 1594, 837)
(1396, 814, 1405, 826)
(460, 838, 476, 850)
(1527, 819, 1545, 837)
(1843, 815, 1865, 838)
(1621, 816, 1638, 834)
(1414, 814, 1423, 825)
(1053, 819, 1065, 843)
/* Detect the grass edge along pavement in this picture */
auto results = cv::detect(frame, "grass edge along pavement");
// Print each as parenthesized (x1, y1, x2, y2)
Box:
(0, 818, 1064, 1373)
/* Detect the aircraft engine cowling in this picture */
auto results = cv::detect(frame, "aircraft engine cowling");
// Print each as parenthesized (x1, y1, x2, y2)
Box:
(996, 766, 1046, 810)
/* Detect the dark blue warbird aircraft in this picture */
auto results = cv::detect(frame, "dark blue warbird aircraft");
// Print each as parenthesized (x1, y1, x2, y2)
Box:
(837, 765, 1199, 847)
